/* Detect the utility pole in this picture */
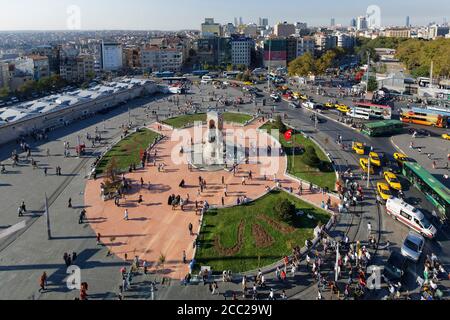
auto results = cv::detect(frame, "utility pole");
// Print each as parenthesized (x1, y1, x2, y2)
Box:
(335, 241, 340, 282)
(268, 39, 272, 92)
(367, 157, 371, 188)
(45, 193, 52, 240)
(365, 51, 370, 96)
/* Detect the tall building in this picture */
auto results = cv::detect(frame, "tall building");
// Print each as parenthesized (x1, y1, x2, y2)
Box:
(234, 18, 238, 27)
(223, 23, 237, 37)
(239, 17, 243, 26)
(243, 24, 258, 37)
(259, 18, 269, 27)
(231, 36, 253, 67)
(196, 37, 232, 66)
(100, 41, 123, 71)
(350, 18, 357, 28)
(315, 33, 337, 51)
(123, 46, 142, 70)
(356, 16, 368, 31)
(31, 45, 61, 74)
(406, 16, 410, 27)
(331, 18, 336, 27)
(428, 25, 450, 39)
(274, 22, 296, 37)
(201, 18, 222, 37)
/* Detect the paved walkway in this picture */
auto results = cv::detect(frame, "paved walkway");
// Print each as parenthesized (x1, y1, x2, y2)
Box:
(84, 120, 340, 280)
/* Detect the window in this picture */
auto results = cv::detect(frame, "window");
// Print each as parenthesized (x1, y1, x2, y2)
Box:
(400, 210, 411, 220)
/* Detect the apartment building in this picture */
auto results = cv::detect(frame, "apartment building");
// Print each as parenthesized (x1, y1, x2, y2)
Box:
(231, 36, 253, 67)
(141, 46, 183, 73)
(14, 55, 50, 80)
(60, 54, 95, 83)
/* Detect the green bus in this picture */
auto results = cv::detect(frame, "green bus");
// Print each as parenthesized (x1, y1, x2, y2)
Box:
(403, 162, 450, 218)
(361, 120, 404, 137)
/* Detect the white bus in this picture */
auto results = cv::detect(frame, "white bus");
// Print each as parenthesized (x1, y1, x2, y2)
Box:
(349, 102, 392, 120)
(348, 107, 370, 120)
(386, 197, 437, 239)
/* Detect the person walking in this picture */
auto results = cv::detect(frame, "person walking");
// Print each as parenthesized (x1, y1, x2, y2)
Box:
(188, 223, 193, 236)
(96, 233, 101, 245)
(124, 209, 129, 221)
(68, 198, 72, 208)
(39, 272, 47, 293)
(183, 250, 187, 264)
(367, 222, 372, 236)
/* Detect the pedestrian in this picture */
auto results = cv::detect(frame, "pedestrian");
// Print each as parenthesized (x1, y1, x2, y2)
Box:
(68, 198, 72, 208)
(183, 250, 187, 264)
(96, 233, 101, 245)
(221, 197, 225, 206)
(124, 209, 129, 221)
(189, 223, 193, 236)
(39, 272, 47, 293)
(367, 222, 372, 235)
(44, 167, 48, 176)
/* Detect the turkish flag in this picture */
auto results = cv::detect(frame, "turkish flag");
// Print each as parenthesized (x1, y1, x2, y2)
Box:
(284, 130, 293, 141)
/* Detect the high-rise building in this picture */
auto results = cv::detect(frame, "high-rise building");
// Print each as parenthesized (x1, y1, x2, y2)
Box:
(274, 22, 296, 37)
(331, 18, 336, 27)
(239, 17, 243, 26)
(315, 33, 337, 51)
(356, 16, 368, 31)
(234, 17, 238, 27)
(259, 18, 269, 27)
(100, 41, 123, 71)
(296, 36, 315, 57)
(350, 18, 357, 28)
(336, 32, 356, 48)
(201, 18, 222, 37)
(406, 16, 410, 27)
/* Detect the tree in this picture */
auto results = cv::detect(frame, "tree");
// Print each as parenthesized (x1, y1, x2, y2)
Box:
(288, 52, 316, 77)
(275, 199, 297, 224)
(0, 86, 9, 98)
(158, 252, 166, 273)
(367, 76, 378, 92)
(303, 145, 321, 168)
(274, 115, 287, 134)
(315, 50, 337, 75)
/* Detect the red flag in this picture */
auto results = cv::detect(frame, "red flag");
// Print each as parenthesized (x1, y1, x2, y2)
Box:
(284, 130, 293, 141)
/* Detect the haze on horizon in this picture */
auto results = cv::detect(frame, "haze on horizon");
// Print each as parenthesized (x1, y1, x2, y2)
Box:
(0, 0, 449, 31)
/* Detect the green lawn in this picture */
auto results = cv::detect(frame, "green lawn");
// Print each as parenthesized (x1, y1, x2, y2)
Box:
(195, 190, 330, 273)
(162, 112, 253, 128)
(96, 128, 160, 175)
(260, 122, 336, 191)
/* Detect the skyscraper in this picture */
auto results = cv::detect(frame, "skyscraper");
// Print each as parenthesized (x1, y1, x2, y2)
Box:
(406, 16, 410, 27)
(350, 18, 357, 28)
(331, 18, 336, 27)
(356, 16, 368, 31)
(239, 17, 243, 26)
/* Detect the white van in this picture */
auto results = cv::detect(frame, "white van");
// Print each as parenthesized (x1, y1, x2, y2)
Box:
(302, 101, 315, 110)
(386, 197, 437, 239)
(201, 76, 212, 84)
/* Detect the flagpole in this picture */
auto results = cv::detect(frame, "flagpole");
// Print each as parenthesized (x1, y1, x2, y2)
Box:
(45, 193, 52, 240)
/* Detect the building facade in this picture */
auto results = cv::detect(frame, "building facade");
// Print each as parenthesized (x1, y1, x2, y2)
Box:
(384, 28, 412, 38)
(141, 46, 183, 73)
(60, 54, 95, 83)
(201, 18, 222, 37)
(101, 41, 123, 71)
(14, 55, 50, 81)
(263, 38, 287, 68)
(274, 22, 296, 37)
(231, 36, 253, 67)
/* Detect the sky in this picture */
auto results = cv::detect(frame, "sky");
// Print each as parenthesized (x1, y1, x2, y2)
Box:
(0, 0, 449, 31)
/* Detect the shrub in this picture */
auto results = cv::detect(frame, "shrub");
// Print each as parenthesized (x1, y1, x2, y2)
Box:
(274, 115, 287, 134)
(303, 145, 321, 168)
(275, 199, 297, 224)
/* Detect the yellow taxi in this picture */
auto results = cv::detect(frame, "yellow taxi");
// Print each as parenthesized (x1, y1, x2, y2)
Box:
(442, 133, 450, 140)
(360, 158, 375, 175)
(394, 153, 408, 163)
(299, 94, 308, 100)
(377, 183, 393, 201)
(336, 105, 351, 114)
(369, 152, 381, 167)
(243, 81, 253, 86)
(324, 102, 335, 108)
(353, 142, 366, 155)
(384, 171, 402, 191)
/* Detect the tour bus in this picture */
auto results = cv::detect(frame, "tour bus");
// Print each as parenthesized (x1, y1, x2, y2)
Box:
(386, 197, 437, 239)
(348, 102, 392, 120)
(400, 107, 449, 128)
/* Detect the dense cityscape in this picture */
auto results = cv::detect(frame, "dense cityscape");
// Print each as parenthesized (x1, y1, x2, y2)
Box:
(0, 0, 450, 310)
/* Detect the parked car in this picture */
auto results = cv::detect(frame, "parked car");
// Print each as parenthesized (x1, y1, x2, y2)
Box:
(401, 232, 425, 262)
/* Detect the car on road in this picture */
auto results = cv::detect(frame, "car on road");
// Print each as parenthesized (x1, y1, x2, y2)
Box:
(299, 94, 308, 100)
(289, 102, 300, 109)
(353, 142, 366, 155)
(442, 133, 450, 140)
(401, 232, 425, 263)
(360, 158, 374, 175)
(383, 251, 407, 283)
(336, 105, 351, 114)
(394, 153, 408, 163)
(270, 94, 280, 102)
(384, 171, 402, 191)
(386, 197, 437, 239)
(377, 182, 393, 202)
(324, 102, 335, 108)
(370, 152, 381, 167)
